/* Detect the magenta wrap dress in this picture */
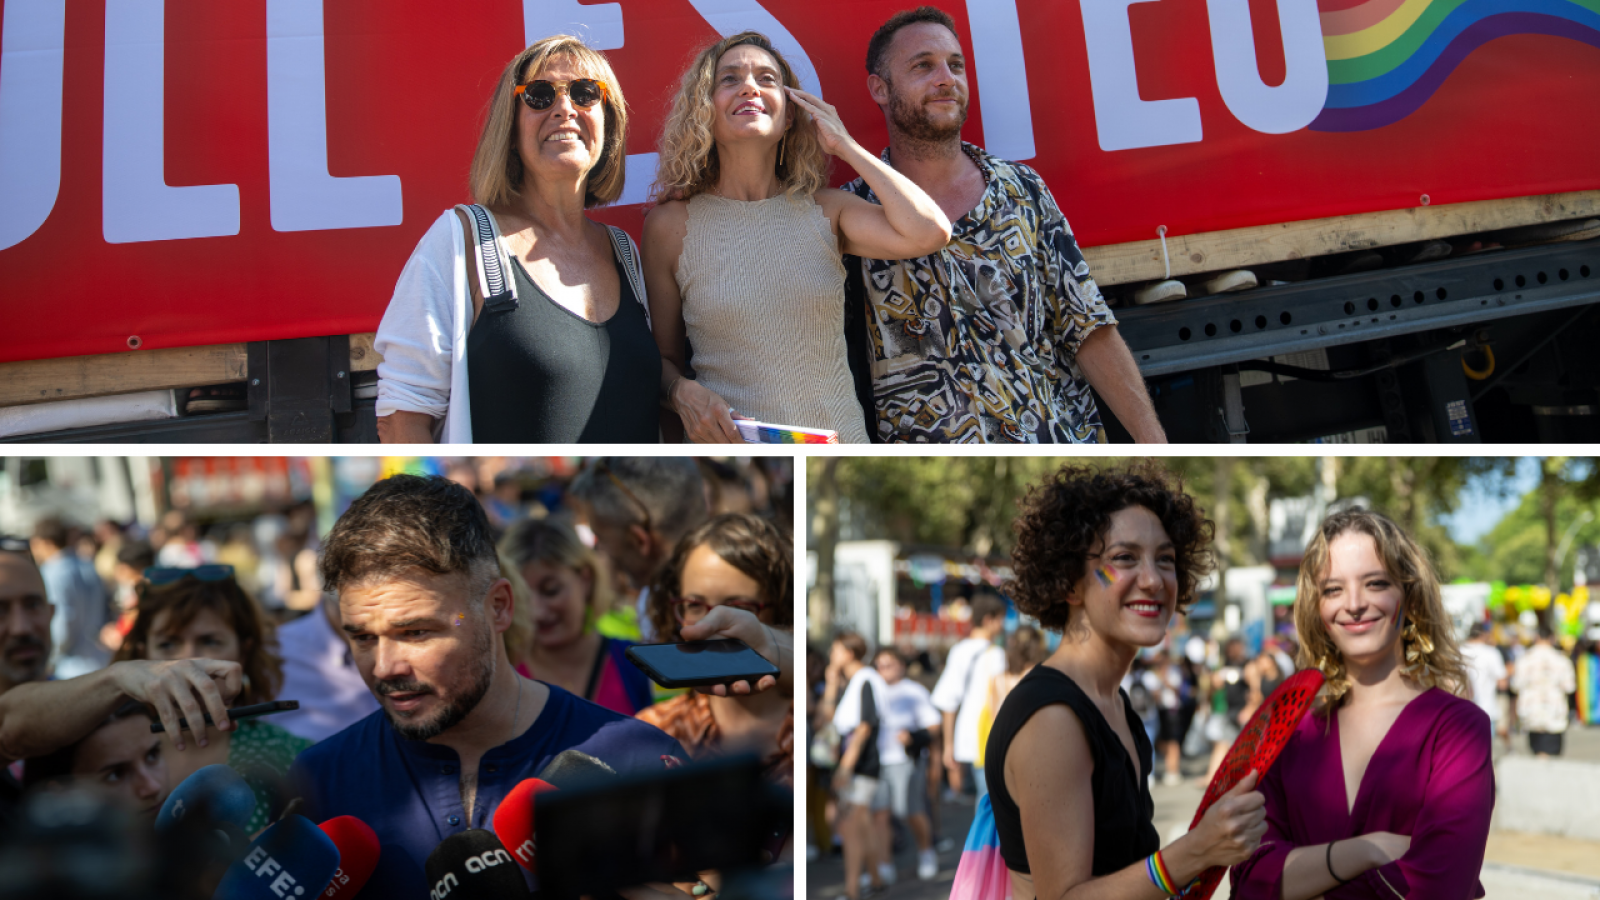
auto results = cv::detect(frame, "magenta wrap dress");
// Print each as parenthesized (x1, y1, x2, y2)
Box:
(1231, 687, 1494, 900)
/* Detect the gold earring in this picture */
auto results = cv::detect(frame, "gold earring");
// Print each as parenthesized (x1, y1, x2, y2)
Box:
(779, 135, 786, 167)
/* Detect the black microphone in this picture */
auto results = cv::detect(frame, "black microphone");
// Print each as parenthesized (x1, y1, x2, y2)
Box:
(535, 749, 616, 791)
(424, 829, 530, 900)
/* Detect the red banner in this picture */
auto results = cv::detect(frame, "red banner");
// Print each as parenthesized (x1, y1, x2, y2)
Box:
(0, 0, 1595, 362)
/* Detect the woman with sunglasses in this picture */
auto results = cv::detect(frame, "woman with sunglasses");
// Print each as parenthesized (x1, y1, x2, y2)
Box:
(637, 513, 793, 786)
(113, 565, 310, 834)
(498, 519, 655, 716)
(644, 31, 951, 444)
(375, 35, 660, 443)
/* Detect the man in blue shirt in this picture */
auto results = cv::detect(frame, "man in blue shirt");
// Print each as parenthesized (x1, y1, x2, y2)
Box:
(30, 518, 109, 679)
(290, 475, 685, 899)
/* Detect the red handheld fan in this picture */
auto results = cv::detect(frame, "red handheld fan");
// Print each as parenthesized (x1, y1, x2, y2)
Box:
(1178, 667, 1324, 900)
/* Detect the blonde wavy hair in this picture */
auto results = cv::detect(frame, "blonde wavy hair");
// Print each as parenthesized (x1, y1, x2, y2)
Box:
(469, 35, 629, 209)
(1294, 508, 1468, 710)
(497, 518, 616, 665)
(651, 31, 828, 202)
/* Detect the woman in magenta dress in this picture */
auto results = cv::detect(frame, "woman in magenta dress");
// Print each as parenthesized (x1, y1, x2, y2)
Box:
(1232, 508, 1493, 900)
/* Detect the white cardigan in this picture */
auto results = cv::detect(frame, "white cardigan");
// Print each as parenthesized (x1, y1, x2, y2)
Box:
(374, 207, 648, 443)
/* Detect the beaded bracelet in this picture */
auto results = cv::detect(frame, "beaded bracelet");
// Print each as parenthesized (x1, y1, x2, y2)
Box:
(1145, 850, 1179, 896)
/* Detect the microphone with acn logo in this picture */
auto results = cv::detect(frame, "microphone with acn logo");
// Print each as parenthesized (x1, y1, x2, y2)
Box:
(490, 778, 558, 872)
(316, 816, 379, 898)
(424, 829, 531, 900)
(210, 814, 340, 900)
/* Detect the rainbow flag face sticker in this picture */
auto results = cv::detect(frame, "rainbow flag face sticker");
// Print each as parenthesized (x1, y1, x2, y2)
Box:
(1095, 566, 1118, 588)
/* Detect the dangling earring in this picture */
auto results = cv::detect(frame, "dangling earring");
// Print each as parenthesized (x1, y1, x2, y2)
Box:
(1402, 615, 1434, 663)
(778, 135, 786, 168)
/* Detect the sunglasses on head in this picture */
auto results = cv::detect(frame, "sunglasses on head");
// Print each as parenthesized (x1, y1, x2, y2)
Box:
(144, 564, 236, 587)
(515, 78, 608, 111)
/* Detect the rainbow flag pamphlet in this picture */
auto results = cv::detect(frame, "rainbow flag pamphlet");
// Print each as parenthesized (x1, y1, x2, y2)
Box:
(733, 419, 838, 445)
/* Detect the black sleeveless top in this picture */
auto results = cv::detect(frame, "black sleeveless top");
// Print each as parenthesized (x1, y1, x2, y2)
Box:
(986, 665, 1160, 876)
(466, 254, 660, 443)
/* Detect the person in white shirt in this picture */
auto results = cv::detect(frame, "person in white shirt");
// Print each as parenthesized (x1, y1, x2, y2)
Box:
(823, 631, 896, 900)
(929, 594, 1006, 797)
(272, 596, 379, 741)
(1460, 621, 1508, 750)
(874, 646, 943, 881)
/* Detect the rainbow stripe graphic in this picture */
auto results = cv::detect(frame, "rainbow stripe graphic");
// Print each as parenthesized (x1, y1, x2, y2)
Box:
(950, 794, 1013, 900)
(1310, 0, 1600, 131)
(1095, 566, 1118, 588)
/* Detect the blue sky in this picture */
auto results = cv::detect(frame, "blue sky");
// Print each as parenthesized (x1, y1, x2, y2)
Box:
(1440, 457, 1540, 546)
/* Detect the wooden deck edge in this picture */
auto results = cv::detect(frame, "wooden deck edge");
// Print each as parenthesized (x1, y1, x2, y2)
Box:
(1082, 190, 1600, 287)
(349, 332, 379, 372)
(6, 191, 1596, 409)
(0, 344, 248, 409)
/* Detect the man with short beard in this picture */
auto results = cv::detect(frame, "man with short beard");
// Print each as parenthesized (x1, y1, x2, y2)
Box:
(844, 7, 1166, 444)
(288, 475, 686, 900)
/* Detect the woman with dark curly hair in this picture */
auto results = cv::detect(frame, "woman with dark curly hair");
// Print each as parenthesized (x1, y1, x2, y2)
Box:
(978, 462, 1265, 900)
(1231, 508, 1491, 900)
(114, 566, 309, 834)
(637, 513, 793, 786)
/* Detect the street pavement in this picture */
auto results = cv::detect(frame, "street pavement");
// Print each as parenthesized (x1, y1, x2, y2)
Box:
(806, 724, 1600, 900)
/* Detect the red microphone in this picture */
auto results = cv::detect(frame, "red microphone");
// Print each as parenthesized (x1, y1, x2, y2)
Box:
(491, 778, 558, 871)
(317, 815, 379, 898)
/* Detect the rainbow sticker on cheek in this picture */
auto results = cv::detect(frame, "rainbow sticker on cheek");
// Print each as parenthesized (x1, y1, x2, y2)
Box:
(454, 614, 465, 627)
(1094, 566, 1117, 588)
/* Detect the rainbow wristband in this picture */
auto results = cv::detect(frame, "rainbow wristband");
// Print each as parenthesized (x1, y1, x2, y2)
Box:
(1146, 850, 1179, 896)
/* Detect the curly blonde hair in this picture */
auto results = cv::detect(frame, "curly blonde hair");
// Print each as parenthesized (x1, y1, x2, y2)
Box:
(469, 35, 629, 209)
(1294, 508, 1469, 710)
(651, 31, 828, 202)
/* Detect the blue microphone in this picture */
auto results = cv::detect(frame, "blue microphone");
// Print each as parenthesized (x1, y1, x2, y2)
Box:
(157, 764, 257, 835)
(211, 814, 340, 900)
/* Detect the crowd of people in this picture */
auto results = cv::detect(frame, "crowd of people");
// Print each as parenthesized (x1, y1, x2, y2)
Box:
(374, 6, 1166, 445)
(0, 456, 794, 899)
(809, 461, 1593, 900)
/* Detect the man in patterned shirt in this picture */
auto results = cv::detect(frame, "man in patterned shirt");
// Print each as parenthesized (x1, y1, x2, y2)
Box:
(844, 7, 1166, 443)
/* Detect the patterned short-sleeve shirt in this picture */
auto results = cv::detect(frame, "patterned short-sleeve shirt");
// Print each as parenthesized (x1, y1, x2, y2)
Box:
(845, 143, 1117, 443)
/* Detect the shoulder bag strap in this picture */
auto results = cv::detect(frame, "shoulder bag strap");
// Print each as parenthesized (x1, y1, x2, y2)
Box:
(454, 204, 519, 329)
(606, 225, 651, 330)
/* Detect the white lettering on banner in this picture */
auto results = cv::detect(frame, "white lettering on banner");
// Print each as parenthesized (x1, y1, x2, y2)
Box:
(266, 0, 403, 232)
(522, 0, 624, 50)
(0, 0, 65, 253)
(1206, 0, 1327, 133)
(965, 0, 1035, 161)
(102, 0, 240, 243)
(1081, 0, 1204, 151)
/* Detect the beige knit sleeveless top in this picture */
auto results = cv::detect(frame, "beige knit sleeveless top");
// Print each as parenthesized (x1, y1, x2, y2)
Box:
(676, 192, 869, 443)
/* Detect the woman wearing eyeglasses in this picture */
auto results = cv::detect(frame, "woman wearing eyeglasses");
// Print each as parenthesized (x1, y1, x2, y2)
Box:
(636, 513, 793, 785)
(643, 31, 951, 444)
(498, 519, 655, 716)
(375, 35, 660, 443)
(112, 566, 310, 835)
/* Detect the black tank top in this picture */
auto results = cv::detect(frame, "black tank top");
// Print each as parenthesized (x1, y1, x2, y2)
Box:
(466, 254, 660, 443)
(986, 666, 1160, 876)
